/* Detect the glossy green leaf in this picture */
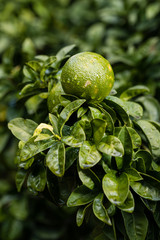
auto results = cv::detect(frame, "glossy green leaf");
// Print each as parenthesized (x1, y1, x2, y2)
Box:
(8, 118, 38, 142)
(77, 106, 88, 118)
(122, 209, 148, 240)
(89, 106, 103, 119)
(97, 135, 124, 157)
(67, 185, 97, 207)
(15, 169, 27, 192)
(65, 147, 79, 170)
(92, 118, 107, 144)
(120, 85, 149, 101)
(62, 122, 86, 147)
(27, 162, 46, 193)
(131, 173, 160, 200)
(136, 157, 146, 173)
(76, 203, 91, 227)
(58, 99, 86, 136)
(100, 102, 117, 123)
(101, 154, 112, 173)
(105, 96, 131, 126)
(77, 164, 100, 190)
(79, 141, 102, 169)
(125, 101, 143, 120)
(20, 136, 55, 161)
(137, 96, 160, 122)
(136, 120, 160, 157)
(49, 113, 59, 134)
(93, 193, 112, 225)
(125, 168, 143, 181)
(117, 191, 135, 213)
(47, 81, 64, 114)
(135, 150, 152, 170)
(46, 141, 65, 177)
(116, 126, 133, 169)
(102, 170, 129, 205)
(127, 127, 141, 149)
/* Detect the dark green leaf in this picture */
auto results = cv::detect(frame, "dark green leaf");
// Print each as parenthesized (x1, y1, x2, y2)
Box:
(135, 150, 152, 171)
(122, 208, 148, 240)
(15, 169, 27, 192)
(46, 142, 65, 177)
(125, 168, 143, 181)
(67, 185, 97, 207)
(27, 162, 46, 193)
(8, 118, 38, 142)
(58, 99, 86, 136)
(77, 164, 100, 190)
(93, 193, 112, 225)
(116, 126, 133, 169)
(79, 141, 102, 169)
(76, 203, 91, 227)
(105, 96, 131, 126)
(65, 147, 79, 170)
(136, 120, 160, 157)
(102, 170, 129, 205)
(131, 173, 160, 200)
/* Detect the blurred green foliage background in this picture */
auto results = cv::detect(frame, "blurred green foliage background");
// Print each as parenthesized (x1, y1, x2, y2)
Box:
(0, 0, 160, 239)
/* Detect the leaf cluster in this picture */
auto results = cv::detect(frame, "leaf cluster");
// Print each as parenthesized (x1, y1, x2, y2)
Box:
(8, 48, 160, 240)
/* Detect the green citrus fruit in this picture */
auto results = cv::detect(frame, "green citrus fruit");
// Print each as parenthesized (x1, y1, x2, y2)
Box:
(61, 52, 114, 103)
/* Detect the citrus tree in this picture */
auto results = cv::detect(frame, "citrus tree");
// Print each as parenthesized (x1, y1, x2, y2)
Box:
(8, 46, 160, 239)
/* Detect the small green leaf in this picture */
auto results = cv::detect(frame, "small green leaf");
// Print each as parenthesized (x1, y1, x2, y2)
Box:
(67, 185, 97, 207)
(49, 113, 59, 134)
(79, 141, 102, 169)
(116, 126, 133, 169)
(77, 106, 88, 118)
(46, 142, 65, 177)
(76, 203, 91, 227)
(102, 170, 129, 205)
(135, 150, 152, 171)
(93, 193, 112, 225)
(105, 96, 131, 126)
(62, 122, 86, 147)
(117, 191, 135, 213)
(58, 99, 86, 136)
(122, 208, 148, 240)
(125, 101, 143, 120)
(89, 106, 103, 119)
(8, 118, 38, 142)
(127, 127, 141, 149)
(20, 136, 55, 161)
(65, 147, 79, 170)
(136, 120, 160, 157)
(78, 164, 100, 190)
(131, 173, 160, 200)
(97, 135, 124, 157)
(15, 169, 27, 192)
(27, 162, 46, 193)
(125, 168, 143, 181)
(120, 85, 149, 101)
(91, 118, 107, 144)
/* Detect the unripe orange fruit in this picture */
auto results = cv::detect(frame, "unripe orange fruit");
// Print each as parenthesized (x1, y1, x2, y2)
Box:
(61, 52, 114, 103)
